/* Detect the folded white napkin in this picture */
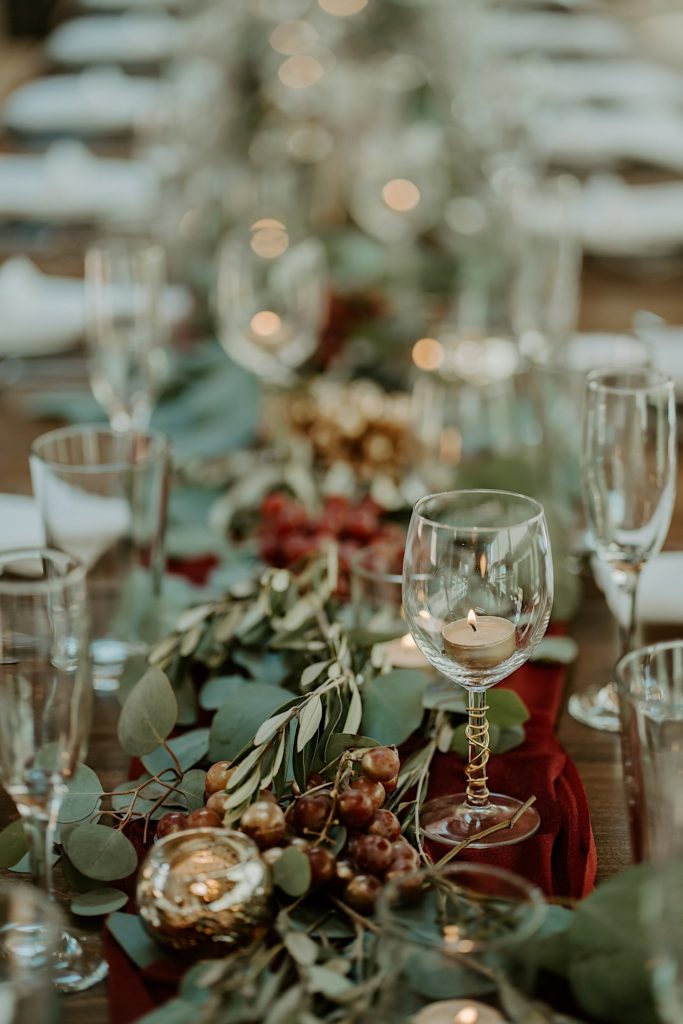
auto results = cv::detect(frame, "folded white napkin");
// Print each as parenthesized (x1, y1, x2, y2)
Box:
(0, 494, 45, 550)
(593, 553, 683, 626)
(3, 68, 165, 135)
(47, 15, 185, 66)
(531, 59, 683, 108)
(578, 175, 683, 257)
(633, 313, 683, 395)
(487, 12, 633, 58)
(0, 141, 160, 226)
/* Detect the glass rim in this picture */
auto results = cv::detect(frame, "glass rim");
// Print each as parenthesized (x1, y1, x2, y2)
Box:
(0, 547, 86, 595)
(378, 862, 546, 953)
(350, 543, 405, 586)
(615, 639, 683, 687)
(586, 367, 674, 396)
(413, 488, 546, 532)
(30, 423, 171, 473)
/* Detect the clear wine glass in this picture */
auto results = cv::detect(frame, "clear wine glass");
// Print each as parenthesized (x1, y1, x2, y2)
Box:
(569, 369, 677, 733)
(0, 549, 106, 991)
(403, 489, 553, 848)
(85, 237, 169, 433)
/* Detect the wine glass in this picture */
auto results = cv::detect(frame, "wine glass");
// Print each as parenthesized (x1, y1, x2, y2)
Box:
(85, 237, 169, 433)
(0, 549, 106, 991)
(403, 489, 553, 847)
(569, 369, 676, 732)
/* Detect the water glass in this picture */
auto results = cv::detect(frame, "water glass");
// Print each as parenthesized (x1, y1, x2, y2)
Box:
(85, 237, 168, 433)
(30, 425, 170, 691)
(0, 550, 105, 991)
(374, 863, 546, 1022)
(0, 882, 64, 1021)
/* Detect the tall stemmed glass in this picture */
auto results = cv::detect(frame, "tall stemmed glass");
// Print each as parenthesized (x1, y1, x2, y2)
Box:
(403, 490, 553, 847)
(0, 549, 106, 991)
(569, 369, 677, 732)
(85, 238, 168, 433)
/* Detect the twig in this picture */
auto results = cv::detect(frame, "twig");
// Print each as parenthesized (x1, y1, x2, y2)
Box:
(161, 737, 184, 778)
(433, 795, 537, 868)
(329, 896, 381, 935)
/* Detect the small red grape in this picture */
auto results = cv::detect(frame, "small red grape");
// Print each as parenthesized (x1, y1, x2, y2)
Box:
(344, 874, 381, 913)
(240, 801, 287, 849)
(337, 789, 374, 829)
(156, 812, 187, 839)
(367, 809, 401, 842)
(353, 834, 393, 875)
(350, 777, 385, 809)
(186, 808, 222, 829)
(361, 747, 400, 783)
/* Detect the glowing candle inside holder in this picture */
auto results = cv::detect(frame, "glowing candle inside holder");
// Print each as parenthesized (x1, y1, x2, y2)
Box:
(382, 631, 430, 670)
(442, 610, 515, 670)
(411, 999, 507, 1024)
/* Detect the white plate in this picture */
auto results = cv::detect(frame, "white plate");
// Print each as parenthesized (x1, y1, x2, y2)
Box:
(46, 15, 186, 66)
(0, 257, 193, 357)
(0, 495, 45, 550)
(3, 68, 166, 135)
(0, 141, 160, 225)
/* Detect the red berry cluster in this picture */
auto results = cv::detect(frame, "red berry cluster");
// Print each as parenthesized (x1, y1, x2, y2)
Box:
(259, 492, 404, 595)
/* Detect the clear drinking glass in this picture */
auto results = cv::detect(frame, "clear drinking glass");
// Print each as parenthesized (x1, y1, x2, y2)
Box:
(0, 881, 65, 1021)
(614, 641, 683, 1022)
(216, 218, 326, 386)
(374, 863, 546, 1022)
(30, 425, 170, 691)
(403, 489, 553, 847)
(570, 370, 677, 732)
(85, 237, 169, 433)
(0, 550, 106, 991)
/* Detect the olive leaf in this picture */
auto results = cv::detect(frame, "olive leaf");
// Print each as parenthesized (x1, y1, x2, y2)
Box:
(296, 695, 323, 752)
(65, 823, 138, 881)
(0, 819, 27, 869)
(272, 847, 311, 897)
(58, 764, 103, 823)
(71, 888, 129, 917)
(118, 667, 178, 757)
(284, 932, 319, 966)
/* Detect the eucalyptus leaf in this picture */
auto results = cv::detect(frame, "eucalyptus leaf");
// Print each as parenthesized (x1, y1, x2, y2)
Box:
(0, 819, 27, 869)
(117, 668, 178, 757)
(487, 690, 530, 728)
(61, 855, 107, 894)
(361, 669, 428, 746)
(58, 764, 103, 824)
(199, 675, 247, 711)
(71, 888, 129, 917)
(65, 823, 138, 882)
(307, 966, 353, 998)
(272, 847, 311, 897)
(209, 683, 292, 762)
(142, 728, 210, 777)
(423, 680, 468, 713)
(178, 769, 207, 812)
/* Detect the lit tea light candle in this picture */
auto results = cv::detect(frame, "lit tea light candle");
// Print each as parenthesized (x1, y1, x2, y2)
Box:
(442, 610, 515, 669)
(411, 999, 506, 1024)
(382, 631, 430, 670)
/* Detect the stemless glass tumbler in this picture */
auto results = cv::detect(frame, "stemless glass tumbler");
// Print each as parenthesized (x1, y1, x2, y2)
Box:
(85, 237, 169, 433)
(30, 425, 170, 691)
(570, 369, 676, 732)
(0, 881, 65, 1021)
(0, 550, 105, 991)
(403, 490, 553, 847)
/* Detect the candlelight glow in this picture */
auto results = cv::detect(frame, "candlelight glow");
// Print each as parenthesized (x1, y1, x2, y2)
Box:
(250, 218, 289, 258)
(400, 633, 417, 650)
(479, 554, 487, 576)
(278, 54, 324, 89)
(270, 19, 318, 55)
(319, 0, 368, 15)
(454, 1009, 479, 1024)
(468, 609, 477, 631)
(412, 336, 444, 372)
(250, 311, 282, 337)
(382, 178, 421, 212)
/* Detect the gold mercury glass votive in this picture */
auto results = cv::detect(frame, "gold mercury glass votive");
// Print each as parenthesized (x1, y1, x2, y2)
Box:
(137, 828, 273, 954)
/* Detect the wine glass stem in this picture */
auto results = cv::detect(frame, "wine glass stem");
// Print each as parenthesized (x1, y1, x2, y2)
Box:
(18, 808, 55, 895)
(465, 688, 491, 808)
(617, 569, 640, 660)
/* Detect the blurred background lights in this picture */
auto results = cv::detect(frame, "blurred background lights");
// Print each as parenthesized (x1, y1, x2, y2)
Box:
(318, 0, 368, 15)
(270, 20, 319, 56)
(287, 125, 334, 163)
(250, 219, 290, 258)
(278, 54, 325, 89)
(412, 336, 444, 372)
(250, 311, 282, 338)
(382, 178, 421, 212)
(445, 197, 488, 236)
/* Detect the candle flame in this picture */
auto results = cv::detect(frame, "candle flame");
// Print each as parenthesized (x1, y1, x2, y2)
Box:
(468, 609, 477, 632)
(454, 1010, 479, 1024)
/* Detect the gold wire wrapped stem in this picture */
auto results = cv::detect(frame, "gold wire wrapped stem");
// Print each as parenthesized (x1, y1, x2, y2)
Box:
(465, 696, 490, 806)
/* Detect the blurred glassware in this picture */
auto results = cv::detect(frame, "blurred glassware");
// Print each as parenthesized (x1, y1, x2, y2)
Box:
(85, 237, 169, 433)
(530, 333, 652, 556)
(30, 426, 170, 692)
(374, 863, 546, 1021)
(216, 217, 326, 386)
(571, 369, 677, 732)
(0, 550, 106, 992)
(0, 881, 64, 1020)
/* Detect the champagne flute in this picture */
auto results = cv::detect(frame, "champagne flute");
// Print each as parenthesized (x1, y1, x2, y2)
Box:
(0, 549, 106, 991)
(403, 489, 553, 847)
(569, 369, 676, 732)
(85, 237, 169, 433)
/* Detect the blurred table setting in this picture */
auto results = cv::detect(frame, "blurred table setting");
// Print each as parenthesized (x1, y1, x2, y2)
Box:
(2, 1, 683, 1023)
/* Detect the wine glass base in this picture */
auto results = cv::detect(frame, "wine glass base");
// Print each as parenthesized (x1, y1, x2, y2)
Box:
(421, 793, 540, 849)
(54, 930, 108, 992)
(568, 683, 620, 733)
